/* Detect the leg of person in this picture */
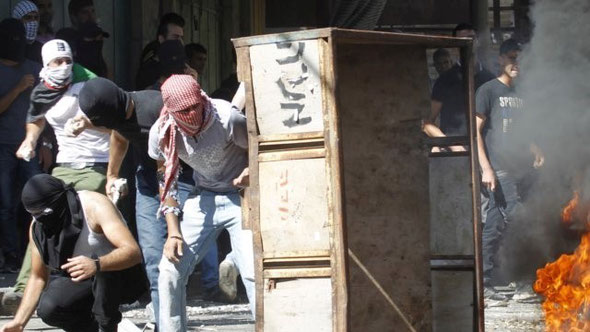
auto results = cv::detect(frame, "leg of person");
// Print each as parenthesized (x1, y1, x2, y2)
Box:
(176, 181, 220, 299)
(51, 166, 106, 194)
(1, 151, 42, 309)
(65, 166, 108, 193)
(219, 251, 239, 302)
(37, 276, 97, 332)
(0, 243, 31, 313)
(482, 186, 506, 286)
(495, 170, 521, 223)
(200, 242, 220, 296)
(0, 144, 22, 272)
(158, 192, 221, 331)
(13, 243, 31, 293)
(219, 192, 255, 316)
(481, 170, 520, 286)
(91, 270, 128, 332)
(135, 173, 167, 327)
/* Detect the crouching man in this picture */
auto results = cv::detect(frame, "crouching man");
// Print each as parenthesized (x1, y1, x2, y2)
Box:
(0, 174, 146, 332)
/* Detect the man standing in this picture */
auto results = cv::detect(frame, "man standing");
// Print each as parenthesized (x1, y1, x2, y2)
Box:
(136, 13, 185, 90)
(68, 0, 110, 78)
(148, 75, 253, 331)
(185, 43, 207, 79)
(0, 174, 145, 332)
(31, 0, 54, 44)
(68, 0, 96, 28)
(476, 39, 543, 298)
(73, 77, 195, 329)
(424, 23, 496, 141)
(0, 18, 42, 273)
(11, 0, 43, 64)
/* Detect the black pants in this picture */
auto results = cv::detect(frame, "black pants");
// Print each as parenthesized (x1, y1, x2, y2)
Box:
(37, 264, 147, 332)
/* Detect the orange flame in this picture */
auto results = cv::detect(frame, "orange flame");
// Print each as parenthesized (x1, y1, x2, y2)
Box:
(534, 191, 590, 331)
(562, 191, 580, 225)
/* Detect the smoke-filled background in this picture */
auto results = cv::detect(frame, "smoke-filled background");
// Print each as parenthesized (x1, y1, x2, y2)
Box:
(497, 0, 590, 282)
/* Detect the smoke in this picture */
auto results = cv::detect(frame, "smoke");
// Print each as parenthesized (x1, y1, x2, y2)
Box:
(498, 0, 590, 282)
(518, 0, 590, 174)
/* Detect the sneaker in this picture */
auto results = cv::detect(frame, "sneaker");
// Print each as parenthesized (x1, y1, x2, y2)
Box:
(1, 254, 20, 273)
(1, 290, 23, 315)
(145, 301, 156, 323)
(218, 258, 239, 302)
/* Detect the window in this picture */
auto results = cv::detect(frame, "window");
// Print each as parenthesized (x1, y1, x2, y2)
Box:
(488, 0, 516, 45)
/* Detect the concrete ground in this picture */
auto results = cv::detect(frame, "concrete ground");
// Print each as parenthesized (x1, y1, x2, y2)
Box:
(484, 282, 545, 331)
(0, 272, 254, 332)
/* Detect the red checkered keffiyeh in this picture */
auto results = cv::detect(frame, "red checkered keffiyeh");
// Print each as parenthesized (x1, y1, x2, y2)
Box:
(158, 75, 214, 203)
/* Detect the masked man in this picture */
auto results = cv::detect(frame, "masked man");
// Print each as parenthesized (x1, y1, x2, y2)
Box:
(12, 0, 43, 64)
(0, 18, 42, 273)
(0, 174, 146, 332)
(148, 75, 253, 331)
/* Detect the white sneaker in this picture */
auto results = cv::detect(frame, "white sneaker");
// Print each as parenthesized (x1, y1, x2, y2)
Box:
(218, 258, 239, 302)
(145, 301, 155, 323)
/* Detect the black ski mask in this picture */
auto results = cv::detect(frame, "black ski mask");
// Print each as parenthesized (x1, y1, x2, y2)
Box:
(0, 18, 27, 63)
(22, 174, 84, 270)
(78, 77, 139, 136)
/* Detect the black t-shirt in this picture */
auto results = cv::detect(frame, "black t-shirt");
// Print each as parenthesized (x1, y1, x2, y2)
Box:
(476, 79, 527, 173)
(127, 90, 194, 193)
(135, 41, 160, 90)
(431, 64, 496, 135)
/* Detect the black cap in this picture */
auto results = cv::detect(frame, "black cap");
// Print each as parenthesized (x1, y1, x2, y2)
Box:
(79, 22, 109, 39)
(158, 40, 186, 75)
(499, 38, 522, 55)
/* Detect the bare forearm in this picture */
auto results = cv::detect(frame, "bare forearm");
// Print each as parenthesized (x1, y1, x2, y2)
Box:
(25, 119, 46, 144)
(107, 130, 129, 178)
(161, 195, 181, 236)
(476, 131, 492, 171)
(12, 275, 46, 326)
(423, 122, 446, 137)
(97, 246, 141, 272)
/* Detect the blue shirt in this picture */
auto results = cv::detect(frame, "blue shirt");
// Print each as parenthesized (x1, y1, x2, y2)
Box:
(0, 60, 41, 144)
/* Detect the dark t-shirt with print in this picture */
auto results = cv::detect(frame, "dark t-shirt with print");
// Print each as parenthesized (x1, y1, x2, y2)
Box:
(432, 64, 496, 135)
(476, 78, 527, 173)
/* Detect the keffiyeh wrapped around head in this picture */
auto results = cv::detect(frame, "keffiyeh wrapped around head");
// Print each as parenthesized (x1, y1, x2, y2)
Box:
(158, 74, 214, 203)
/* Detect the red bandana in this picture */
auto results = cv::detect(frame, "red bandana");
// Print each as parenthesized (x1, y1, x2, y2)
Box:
(158, 75, 213, 203)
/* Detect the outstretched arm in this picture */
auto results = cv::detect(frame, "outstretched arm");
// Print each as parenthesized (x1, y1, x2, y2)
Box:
(1, 226, 49, 332)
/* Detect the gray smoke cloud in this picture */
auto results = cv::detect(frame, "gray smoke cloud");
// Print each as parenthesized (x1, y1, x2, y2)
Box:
(498, 0, 590, 281)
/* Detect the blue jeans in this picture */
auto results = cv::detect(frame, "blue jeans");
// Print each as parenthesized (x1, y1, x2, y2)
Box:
(482, 170, 521, 285)
(0, 144, 41, 256)
(158, 190, 255, 331)
(135, 174, 219, 328)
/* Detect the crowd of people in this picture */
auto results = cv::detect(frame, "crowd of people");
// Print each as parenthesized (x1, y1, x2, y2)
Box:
(0, 0, 543, 329)
(0, 1, 246, 331)
(424, 24, 544, 302)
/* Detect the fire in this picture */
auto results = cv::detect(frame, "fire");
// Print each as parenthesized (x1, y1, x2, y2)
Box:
(562, 191, 580, 225)
(534, 191, 590, 331)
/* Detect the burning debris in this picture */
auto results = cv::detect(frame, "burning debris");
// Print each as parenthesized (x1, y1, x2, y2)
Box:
(534, 193, 590, 331)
